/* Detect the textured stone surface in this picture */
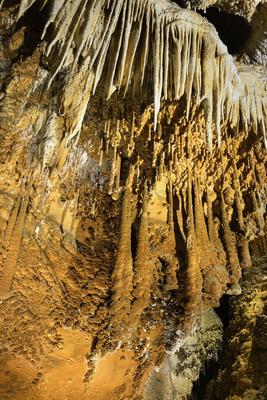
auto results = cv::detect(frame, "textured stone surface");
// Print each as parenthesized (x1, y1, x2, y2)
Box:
(206, 256, 267, 400)
(184, 0, 266, 20)
(144, 309, 223, 400)
(0, 1, 266, 399)
(244, 3, 267, 66)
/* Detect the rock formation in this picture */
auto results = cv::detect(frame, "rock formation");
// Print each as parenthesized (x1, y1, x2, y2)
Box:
(0, 0, 266, 399)
(206, 256, 267, 400)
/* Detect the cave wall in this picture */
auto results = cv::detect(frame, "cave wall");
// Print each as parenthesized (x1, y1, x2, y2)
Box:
(206, 256, 267, 400)
(0, 1, 266, 399)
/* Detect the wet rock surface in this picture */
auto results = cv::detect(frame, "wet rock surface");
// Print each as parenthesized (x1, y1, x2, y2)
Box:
(0, 1, 266, 399)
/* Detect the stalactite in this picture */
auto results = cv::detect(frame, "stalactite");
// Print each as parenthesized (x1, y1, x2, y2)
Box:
(159, 150, 166, 177)
(176, 191, 186, 242)
(131, 182, 153, 325)
(63, 67, 95, 147)
(164, 169, 179, 291)
(202, 33, 216, 152)
(207, 185, 227, 267)
(108, 120, 122, 196)
(152, 140, 163, 168)
(109, 166, 135, 336)
(230, 145, 252, 269)
(251, 190, 266, 244)
(168, 166, 174, 229)
(112, 154, 121, 200)
(220, 190, 242, 295)
(193, 175, 224, 306)
(108, 144, 118, 196)
(194, 175, 212, 273)
(3, 0, 266, 149)
(205, 185, 229, 305)
(0, 185, 30, 297)
(17, 0, 42, 19)
(234, 190, 252, 269)
(240, 236, 252, 269)
(127, 112, 136, 157)
(0, 1, 266, 397)
(148, 123, 152, 142)
(98, 138, 103, 167)
(184, 172, 203, 321)
(104, 119, 112, 153)
(2, 193, 22, 253)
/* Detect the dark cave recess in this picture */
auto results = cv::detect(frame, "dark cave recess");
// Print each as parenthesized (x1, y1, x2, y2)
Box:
(174, 1, 251, 55)
(202, 7, 251, 54)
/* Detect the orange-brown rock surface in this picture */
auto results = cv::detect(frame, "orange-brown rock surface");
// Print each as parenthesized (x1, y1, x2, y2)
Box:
(0, 1, 266, 399)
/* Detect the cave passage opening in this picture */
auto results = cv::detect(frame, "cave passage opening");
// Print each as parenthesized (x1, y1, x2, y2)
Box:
(16, 0, 52, 57)
(199, 7, 251, 55)
(174, 1, 252, 55)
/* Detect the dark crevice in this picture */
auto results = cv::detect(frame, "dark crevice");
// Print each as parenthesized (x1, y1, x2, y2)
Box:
(215, 294, 231, 328)
(173, 193, 187, 259)
(131, 225, 138, 261)
(173, 0, 186, 7)
(174, 1, 252, 55)
(190, 359, 220, 400)
(16, 0, 52, 57)
(199, 7, 251, 55)
(1, 0, 19, 7)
